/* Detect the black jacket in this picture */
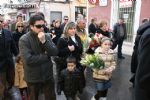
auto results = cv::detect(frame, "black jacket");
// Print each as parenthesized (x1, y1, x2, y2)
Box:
(131, 22, 150, 73)
(96, 28, 111, 38)
(0, 29, 18, 72)
(50, 27, 63, 45)
(12, 30, 25, 52)
(59, 68, 83, 96)
(135, 21, 150, 100)
(57, 34, 83, 62)
(19, 31, 58, 83)
(89, 23, 97, 34)
(113, 23, 127, 41)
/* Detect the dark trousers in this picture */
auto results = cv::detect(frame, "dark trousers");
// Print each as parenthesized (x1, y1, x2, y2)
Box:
(0, 66, 15, 98)
(27, 79, 56, 100)
(117, 39, 124, 57)
(94, 89, 108, 100)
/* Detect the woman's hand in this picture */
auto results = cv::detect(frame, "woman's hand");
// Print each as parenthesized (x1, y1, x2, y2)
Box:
(68, 45, 75, 52)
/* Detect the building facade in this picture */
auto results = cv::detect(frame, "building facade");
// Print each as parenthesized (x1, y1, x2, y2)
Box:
(89, 0, 150, 44)
(1, 0, 87, 26)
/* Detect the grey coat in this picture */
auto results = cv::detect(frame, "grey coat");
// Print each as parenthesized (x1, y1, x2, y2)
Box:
(19, 31, 58, 83)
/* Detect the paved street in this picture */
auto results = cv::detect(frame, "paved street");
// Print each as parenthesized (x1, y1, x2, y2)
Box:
(55, 55, 134, 100)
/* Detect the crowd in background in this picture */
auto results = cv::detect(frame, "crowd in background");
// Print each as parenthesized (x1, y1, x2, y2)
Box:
(1, 11, 141, 100)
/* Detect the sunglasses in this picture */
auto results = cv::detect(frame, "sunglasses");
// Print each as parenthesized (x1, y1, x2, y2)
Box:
(17, 26, 23, 28)
(34, 24, 45, 29)
(0, 20, 3, 23)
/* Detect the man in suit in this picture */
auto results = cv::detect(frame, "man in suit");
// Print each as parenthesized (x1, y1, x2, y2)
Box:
(0, 15, 18, 99)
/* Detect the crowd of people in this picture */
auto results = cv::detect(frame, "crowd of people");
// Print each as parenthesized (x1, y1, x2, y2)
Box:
(0, 11, 130, 100)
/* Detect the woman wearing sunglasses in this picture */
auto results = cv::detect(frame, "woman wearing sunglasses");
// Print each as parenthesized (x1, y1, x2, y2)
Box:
(12, 22, 25, 52)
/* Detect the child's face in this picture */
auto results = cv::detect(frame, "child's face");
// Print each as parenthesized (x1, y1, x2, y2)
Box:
(101, 40, 111, 51)
(67, 62, 76, 72)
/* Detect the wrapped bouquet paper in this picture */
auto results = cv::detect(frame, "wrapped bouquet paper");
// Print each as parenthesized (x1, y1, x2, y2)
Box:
(80, 54, 108, 80)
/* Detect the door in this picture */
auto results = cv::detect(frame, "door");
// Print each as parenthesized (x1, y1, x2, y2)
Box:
(119, 0, 136, 42)
(50, 11, 62, 23)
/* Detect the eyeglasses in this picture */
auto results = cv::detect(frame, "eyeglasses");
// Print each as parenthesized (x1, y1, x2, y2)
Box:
(17, 26, 23, 28)
(34, 24, 45, 29)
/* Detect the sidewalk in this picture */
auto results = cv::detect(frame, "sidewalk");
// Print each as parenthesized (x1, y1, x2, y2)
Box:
(113, 42, 133, 56)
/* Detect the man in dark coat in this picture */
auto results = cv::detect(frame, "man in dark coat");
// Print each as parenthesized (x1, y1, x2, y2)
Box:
(112, 18, 127, 59)
(135, 21, 150, 100)
(130, 20, 150, 85)
(60, 16, 69, 31)
(0, 15, 18, 99)
(19, 14, 58, 100)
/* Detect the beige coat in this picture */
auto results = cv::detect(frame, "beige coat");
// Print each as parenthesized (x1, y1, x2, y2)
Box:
(14, 62, 27, 88)
(93, 47, 116, 81)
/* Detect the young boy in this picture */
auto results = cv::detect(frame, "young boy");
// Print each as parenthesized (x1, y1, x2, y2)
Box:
(58, 56, 83, 100)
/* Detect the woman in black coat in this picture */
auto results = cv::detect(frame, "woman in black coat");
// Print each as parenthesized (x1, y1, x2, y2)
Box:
(96, 20, 112, 38)
(56, 21, 84, 95)
(12, 22, 25, 52)
(50, 20, 63, 45)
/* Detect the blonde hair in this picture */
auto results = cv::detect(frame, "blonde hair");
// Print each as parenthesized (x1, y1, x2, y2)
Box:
(62, 21, 76, 38)
(99, 20, 107, 28)
(15, 22, 24, 30)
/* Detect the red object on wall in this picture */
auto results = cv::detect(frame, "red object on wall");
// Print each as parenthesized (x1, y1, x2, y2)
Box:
(88, 0, 98, 5)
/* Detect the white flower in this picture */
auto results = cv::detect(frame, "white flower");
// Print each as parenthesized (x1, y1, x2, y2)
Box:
(89, 63, 94, 67)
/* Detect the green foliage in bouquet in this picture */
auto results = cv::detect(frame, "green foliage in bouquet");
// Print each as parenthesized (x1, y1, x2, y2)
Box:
(80, 54, 105, 69)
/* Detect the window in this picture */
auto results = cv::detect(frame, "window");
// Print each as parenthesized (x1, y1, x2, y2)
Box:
(75, 6, 86, 20)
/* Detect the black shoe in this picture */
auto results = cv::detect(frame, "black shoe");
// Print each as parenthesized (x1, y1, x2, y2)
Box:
(118, 56, 125, 59)
(57, 88, 61, 95)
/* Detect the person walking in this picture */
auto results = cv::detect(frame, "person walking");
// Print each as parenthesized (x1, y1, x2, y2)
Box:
(59, 56, 83, 100)
(112, 18, 127, 59)
(19, 14, 58, 100)
(91, 37, 116, 100)
(12, 21, 26, 52)
(134, 21, 150, 100)
(0, 15, 18, 99)
(56, 21, 84, 95)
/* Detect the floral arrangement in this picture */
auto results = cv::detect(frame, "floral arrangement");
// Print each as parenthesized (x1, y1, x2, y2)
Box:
(80, 54, 104, 69)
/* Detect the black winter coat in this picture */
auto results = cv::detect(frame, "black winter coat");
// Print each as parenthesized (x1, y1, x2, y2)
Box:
(96, 28, 111, 38)
(57, 34, 83, 65)
(19, 32, 58, 83)
(59, 68, 83, 96)
(0, 29, 18, 72)
(131, 22, 150, 73)
(50, 27, 63, 45)
(113, 23, 127, 41)
(89, 23, 97, 34)
(12, 30, 25, 52)
(135, 22, 150, 100)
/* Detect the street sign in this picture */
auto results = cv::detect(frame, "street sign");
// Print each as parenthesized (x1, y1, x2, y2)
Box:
(119, 0, 133, 8)
(99, 0, 107, 6)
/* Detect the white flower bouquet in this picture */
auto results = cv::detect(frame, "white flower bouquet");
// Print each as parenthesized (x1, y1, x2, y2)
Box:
(80, 54, 104, 69)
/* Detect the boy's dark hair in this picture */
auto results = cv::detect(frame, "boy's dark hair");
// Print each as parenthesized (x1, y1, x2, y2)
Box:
(29, 14, 44, 26)
(66, 56, 76, 64)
